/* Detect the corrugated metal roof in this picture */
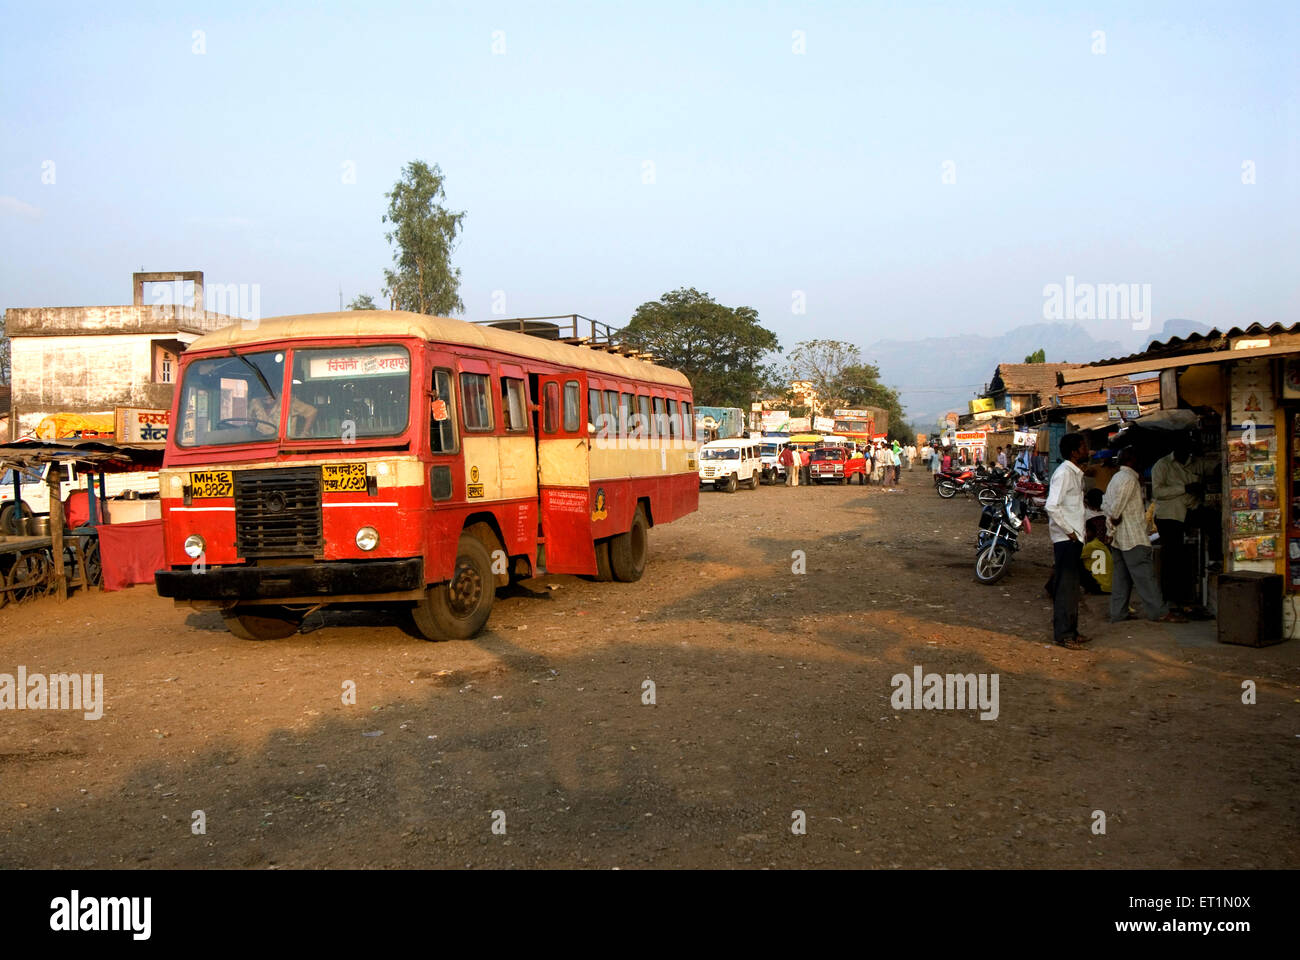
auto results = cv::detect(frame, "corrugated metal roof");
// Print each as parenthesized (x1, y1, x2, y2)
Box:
(1084, 322, 1300, 367)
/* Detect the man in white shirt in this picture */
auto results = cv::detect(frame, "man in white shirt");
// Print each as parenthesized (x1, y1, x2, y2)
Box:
(996, 446, 1008, 470)
(1151, 442, 1200, 611)
(1103, 446, 1185, 624)
(1044, 432, 1090, 648)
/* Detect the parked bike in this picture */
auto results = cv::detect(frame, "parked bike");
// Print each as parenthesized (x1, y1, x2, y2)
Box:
(974, 492, 1030, 584)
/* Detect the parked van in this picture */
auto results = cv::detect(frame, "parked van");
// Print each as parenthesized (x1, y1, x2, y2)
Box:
(698, 438, 762, 493)
(759, 438, 787, 484)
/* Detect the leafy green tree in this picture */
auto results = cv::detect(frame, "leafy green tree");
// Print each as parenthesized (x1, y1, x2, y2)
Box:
(382, 161, 466, 316)
(781, 340, 909, 440)
(347, 294, 377, 310)
(621, 288, 780, 408)
(1024, 347, 1046, 363)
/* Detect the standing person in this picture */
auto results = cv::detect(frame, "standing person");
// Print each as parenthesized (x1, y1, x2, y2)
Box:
(942, 448, 952, 473)
(800, 447, 812, 487)
(996, 446, 1008, 469)
(1151, 441, 1200, 612)
(780, 445, 796, 487)
(1045, 432, 1091, 649)
(1103, 446, 1186, 623)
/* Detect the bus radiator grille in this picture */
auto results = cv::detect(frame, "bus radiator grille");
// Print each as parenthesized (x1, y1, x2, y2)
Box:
(234, 466, 324, 558)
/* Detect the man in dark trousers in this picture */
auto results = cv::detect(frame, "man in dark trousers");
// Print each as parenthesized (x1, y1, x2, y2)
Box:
(1151, 440, 1200, 612)
(1044, 432, 1091, 649)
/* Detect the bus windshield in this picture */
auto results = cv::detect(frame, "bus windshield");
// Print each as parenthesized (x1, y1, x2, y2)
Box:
(287, 345, 411, 440)
(176, 344, 411, 447)
(177, 350, 287, 447)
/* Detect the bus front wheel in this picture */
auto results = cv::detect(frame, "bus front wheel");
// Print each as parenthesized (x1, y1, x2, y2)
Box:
(413, 534, 496, 641)
(222, 605, 303, 641)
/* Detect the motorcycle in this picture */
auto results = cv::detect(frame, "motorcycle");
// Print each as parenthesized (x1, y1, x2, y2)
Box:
(972, 465, 1014, 505)
(934, 466, 975, 499)
(974, 492, 1030, 584)
(1013, 472, 1048, 519)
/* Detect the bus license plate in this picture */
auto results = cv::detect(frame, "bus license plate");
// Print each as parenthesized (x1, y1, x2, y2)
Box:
(323, 463, 367, 492)
(190, 470, 233, 498)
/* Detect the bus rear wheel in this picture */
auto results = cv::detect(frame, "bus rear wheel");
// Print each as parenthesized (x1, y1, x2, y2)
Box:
(412, 534, 496, 640)
(610, 506, 648, 582)
(222, 605, 303, 641)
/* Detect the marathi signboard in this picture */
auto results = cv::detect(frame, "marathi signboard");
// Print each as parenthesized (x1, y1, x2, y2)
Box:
(309, 351, 410, 380)
(115, 407, 170, 445)
(953, 430, 986, 452)
(1106, 384, 1140, 421)
(833, 408, 872, 419)
(813, 416, 835, 433)
(787, 416, 811, 433)
(970, 397, 995, 414)
(760, 409, 790, 432)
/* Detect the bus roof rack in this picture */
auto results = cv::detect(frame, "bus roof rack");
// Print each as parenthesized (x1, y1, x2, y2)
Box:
(477, 315, 654, 359)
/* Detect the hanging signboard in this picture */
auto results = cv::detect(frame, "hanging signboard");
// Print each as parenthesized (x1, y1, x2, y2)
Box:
(787, 417, 811, 432)
(1013, 430, 1038, 447)
(115, 407, 170, 445)
(761, 409, 790, 432)
(813, 416, 835, 433)
(970, 397, 995, 414)
(1106, 384, 1140, 421)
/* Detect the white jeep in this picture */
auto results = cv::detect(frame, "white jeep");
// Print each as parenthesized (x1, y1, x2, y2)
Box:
(698, 438, 762, 493)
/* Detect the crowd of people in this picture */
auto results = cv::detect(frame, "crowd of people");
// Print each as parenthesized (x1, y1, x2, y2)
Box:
(1044, 432, 1198, 650)
(775, 439, 920, 488)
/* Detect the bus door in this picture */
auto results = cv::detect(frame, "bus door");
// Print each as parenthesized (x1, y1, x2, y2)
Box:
(536, 372, 596, 574)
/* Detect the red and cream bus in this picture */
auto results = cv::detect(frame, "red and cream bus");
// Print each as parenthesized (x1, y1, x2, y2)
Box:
(154, 311, 699, 641)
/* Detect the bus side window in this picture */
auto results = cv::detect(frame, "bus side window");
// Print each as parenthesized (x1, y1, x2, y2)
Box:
(621, 392, 634, 439)
(682, 402, 693, 440)
(543, 382, 560, 434)
(501, 377, 528, 433)
(588, 388, 603, 435)
(652, 396, 667, 438)
(603, 389, 620, 437)
(563, 381, 580, 432)
(461, 373, 493, 432)
(667, 399, 679, 439)
(430, 368, 458, 453)
(636, 394, 651, 440)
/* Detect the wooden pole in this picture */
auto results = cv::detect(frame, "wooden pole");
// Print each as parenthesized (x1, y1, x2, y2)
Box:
(48, 462, 67, 601)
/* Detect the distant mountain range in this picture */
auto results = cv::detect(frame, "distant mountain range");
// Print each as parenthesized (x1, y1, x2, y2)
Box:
(866, 318, 1212, 429)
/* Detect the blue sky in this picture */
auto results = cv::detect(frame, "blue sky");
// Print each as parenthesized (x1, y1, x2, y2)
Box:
(1, 0, 1295, 354)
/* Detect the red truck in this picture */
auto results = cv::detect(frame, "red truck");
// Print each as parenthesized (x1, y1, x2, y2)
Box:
(808, 446, 867, 485)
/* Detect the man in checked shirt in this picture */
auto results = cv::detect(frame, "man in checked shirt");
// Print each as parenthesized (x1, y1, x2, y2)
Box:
(1102, 446, 1187, 624)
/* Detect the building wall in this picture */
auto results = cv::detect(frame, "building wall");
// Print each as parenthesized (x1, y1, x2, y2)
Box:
(10, 333, 174, 436)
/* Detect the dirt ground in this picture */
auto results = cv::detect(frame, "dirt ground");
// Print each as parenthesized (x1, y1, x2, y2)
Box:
(1, 466, 1297, 869)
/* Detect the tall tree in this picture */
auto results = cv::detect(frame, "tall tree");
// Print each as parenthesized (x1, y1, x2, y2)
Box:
(382, 161, 466, 316)
(347, 294, 377, 310)
(621, 288, 780, 408)
(781, 339, 909, 439)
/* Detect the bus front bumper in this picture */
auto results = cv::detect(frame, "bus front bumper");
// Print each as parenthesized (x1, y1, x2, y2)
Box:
(155, 558, 425, 602)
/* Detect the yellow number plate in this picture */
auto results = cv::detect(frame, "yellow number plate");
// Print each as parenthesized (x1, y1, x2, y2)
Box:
(323, 463, 368, 493)
(190, 470, 233, 498)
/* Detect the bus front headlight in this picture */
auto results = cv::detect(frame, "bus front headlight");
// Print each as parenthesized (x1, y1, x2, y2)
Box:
(356, 526, 379, 551)
(183, 534, 205, 559)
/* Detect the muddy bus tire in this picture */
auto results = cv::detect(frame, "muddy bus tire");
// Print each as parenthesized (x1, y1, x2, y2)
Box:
(221, 605, 303, 641)
(610, 507, 649, 582)
(412, 534, 496, 641)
